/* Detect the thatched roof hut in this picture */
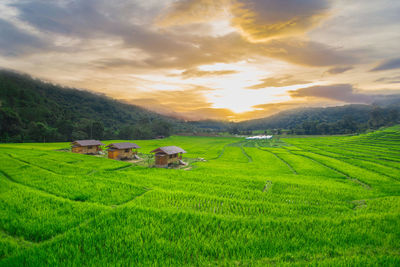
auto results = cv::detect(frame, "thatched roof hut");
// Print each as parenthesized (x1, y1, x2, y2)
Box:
(71, 140, 105, 155)
(150, 146, 186, 167)
(106, 142, 140, 160)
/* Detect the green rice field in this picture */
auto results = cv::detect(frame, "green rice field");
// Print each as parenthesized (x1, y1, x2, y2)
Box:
(0, 126, 400, 266)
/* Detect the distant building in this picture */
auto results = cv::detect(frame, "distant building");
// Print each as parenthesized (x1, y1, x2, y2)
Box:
(106, 142, 140, 160)
(150, 146, 186, 168)
(71, 140, 105, 154)
(245, 135, 273, 140)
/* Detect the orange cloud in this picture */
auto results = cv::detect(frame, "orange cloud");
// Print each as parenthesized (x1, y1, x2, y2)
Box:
(247, 75, 311, 89)
(156, 0, 230, 28)
(180, 68, 238, 79)
(158, 0, 331, 42)
(121, 86, 224, 120)
(231, 0, 330, 42)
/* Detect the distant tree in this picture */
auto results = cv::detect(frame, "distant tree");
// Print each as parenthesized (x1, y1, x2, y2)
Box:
(72, 130, 88, 140)
(118, 125, 134, 140)
(74, 119, 93, 138)
(132, 125, 153, 140)
(56, 120, 73, 141)
(342, 115, 358, 133)
(388, 109, 399, 125)
(27, 122, 57, 142)
(151, 120, 171, 137)
(92, 121, 104, 139)
(316, 122, 329, 135)
(103, 128, 117, 140)
(229, 126, 240, 135)
(0, 107, 22, 137)
(302, 121, 318, 135)
(368, 107, 386, 129)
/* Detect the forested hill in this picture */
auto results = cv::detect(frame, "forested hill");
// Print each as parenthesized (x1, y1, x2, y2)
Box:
(0, 70, 191, 142)
(238, 104, 400, 134)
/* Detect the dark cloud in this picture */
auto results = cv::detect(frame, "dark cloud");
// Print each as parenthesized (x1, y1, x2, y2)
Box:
(264, 39, 360, 67)
(326, 66, 353, 75)
(371, 58, 400, 71)
(290, 84, 400, 104)
(232, 0, 330, 41)
(12, 0, 179, 51)
(375, 75, 400, 84)
(0, 18, 48, 56)
(247, 75, 310, 89)
(1, 0, 359, 70)
(11, 0, 159, 37)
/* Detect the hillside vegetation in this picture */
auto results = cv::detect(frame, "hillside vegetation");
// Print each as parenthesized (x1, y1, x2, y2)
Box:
(238, 104, 400, 134)
(0, 70, 192, 142)
(0, 126, 399, 266)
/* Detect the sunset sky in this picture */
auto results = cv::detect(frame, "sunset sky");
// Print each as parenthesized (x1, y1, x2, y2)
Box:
(1, 0, 400, 121)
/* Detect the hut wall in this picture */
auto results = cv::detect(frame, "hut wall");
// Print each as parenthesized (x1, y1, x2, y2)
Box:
(167, 154, 179, 164)
(108, 149, 135, 160)
(72, 147, 82, 153)
(117, 149, 133, 159)
(155, 155, 168, 167)
(155, 153, 181, 167)
(108, 150, 119, 159)
(85, 146, 100, 154)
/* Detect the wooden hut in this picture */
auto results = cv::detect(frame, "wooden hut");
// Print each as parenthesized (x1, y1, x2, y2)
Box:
(71, 140, 105, 154)
(106, 142, 140, 160)
(150, 146, 186, 168)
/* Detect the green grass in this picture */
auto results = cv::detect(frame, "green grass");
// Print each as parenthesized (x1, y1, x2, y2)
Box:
(1, 128, 400, 266)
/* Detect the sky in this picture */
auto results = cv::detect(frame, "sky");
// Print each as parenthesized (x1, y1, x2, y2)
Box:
(0, 0, 400, 121)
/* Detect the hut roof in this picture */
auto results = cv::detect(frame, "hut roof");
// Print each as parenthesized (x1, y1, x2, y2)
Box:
(106, 142, 140, 150)
(150, 146, 186, 155)
(71, 140, 105, 147)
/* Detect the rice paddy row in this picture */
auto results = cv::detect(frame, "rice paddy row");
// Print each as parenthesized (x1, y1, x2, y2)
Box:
(0, 126, 399, 266)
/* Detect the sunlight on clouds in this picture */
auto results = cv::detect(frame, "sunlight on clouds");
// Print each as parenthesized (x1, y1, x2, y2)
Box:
(208, 19, 236, 37)
(0, 0, 399, 121)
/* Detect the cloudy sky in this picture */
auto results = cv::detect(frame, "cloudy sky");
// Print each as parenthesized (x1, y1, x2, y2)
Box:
(1, 0, 400, 121)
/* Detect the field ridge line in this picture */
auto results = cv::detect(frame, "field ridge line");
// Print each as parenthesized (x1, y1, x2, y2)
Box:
(301, 146, 400, 181)
(293, 152, 371, 190)
(240, 145, 253, 163)
(106, 164, 134, 172)
(211, 144, 228, 160)
(0, 229, 35, 248)
(0, 169, 110, 208)
(258, 147, 298, 175)
(7, 153, 59, 174)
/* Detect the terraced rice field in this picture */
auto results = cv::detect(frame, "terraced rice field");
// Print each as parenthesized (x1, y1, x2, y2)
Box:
(0, 127, 400, 266)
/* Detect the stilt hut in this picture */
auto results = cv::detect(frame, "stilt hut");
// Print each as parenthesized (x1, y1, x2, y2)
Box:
(106, 142, 140, 160)
(71, 140, 105, 154)
(150, 146, 186, 168)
